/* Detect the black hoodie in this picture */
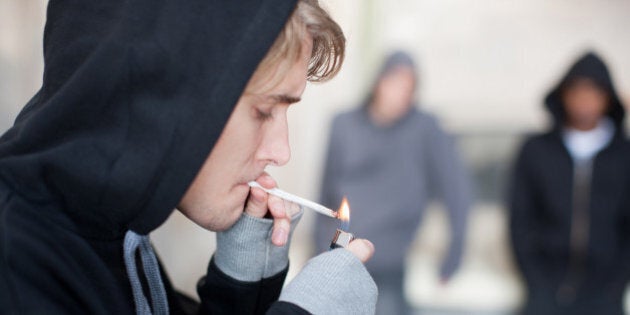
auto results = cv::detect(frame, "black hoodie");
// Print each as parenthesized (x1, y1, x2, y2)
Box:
(544, 52, 626, 130)
(509, 52, 630, 315)
(0, 0, 307, 314)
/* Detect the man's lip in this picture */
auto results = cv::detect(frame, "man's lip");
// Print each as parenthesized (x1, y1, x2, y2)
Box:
(244, 172, 266, 185)
(238, 178, 258, 187)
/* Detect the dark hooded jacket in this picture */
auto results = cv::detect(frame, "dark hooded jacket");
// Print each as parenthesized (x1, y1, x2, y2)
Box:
(509, 52, 630, 315)
(0, 0, 307, 314)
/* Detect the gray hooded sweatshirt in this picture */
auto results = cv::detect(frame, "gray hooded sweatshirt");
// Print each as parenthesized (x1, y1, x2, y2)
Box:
(315, 52, 472, 279)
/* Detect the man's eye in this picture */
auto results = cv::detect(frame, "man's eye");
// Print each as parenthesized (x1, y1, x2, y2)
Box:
(256, 109, 273, 121)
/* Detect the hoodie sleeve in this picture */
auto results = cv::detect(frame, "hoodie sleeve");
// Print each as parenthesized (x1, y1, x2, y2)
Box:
(425, 118, 471, 281)
(197, 211, 307, 315)
(607, 160, 630, 289)
(276, 249, 377, 314)
(197, 259, 299, 315)
(508, 139, 549, 286)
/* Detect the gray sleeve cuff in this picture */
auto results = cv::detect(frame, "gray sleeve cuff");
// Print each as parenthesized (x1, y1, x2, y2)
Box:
(213, 209, 303, 282)
(279, 248, 378, 315)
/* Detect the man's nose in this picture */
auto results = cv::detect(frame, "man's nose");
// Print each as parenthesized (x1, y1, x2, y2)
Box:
(258, 116, 291, 167)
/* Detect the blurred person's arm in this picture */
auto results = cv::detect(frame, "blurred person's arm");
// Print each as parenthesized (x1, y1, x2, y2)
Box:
(607, 159, 630, 291)
(425, 118, 472, 283)
(319, 116, 344, 209)
(314, 116, 345, 252)
(508, 140, 548, 287)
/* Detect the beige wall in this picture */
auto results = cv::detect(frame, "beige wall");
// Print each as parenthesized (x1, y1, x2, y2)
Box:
(2, 0, 630, 312)
(0, 1, 46, 128)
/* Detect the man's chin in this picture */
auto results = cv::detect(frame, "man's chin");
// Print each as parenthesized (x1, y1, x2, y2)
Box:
(206, 204, 245, 232)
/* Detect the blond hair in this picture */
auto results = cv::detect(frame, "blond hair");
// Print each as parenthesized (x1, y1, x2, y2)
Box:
(248, 0, 345, 92)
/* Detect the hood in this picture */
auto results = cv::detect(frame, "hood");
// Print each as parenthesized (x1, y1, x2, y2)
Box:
(0, 0, 297, 238)
(365, 51, 417, 106)
(363, 50, 418, 121)
(374, 51, 417, 85)
(544, 51, 626, 129)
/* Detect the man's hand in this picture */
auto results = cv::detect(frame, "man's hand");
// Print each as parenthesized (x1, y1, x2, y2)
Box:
(347, 239, 374, 263)
(213, 173, 303, 282)
(247, 174, 374, 263)
(246, 173, 293, 246)
(242, 175, 377, 314)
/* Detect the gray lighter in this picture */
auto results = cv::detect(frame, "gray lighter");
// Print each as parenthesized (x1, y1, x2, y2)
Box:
(330, 229, 355, 249)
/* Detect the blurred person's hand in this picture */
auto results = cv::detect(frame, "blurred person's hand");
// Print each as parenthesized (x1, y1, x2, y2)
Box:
(439, 258, 460, 286)
(439, 277, 450, 286)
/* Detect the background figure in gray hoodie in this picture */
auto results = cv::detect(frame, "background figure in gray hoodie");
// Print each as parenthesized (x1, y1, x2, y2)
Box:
(315, 51, 472, 315)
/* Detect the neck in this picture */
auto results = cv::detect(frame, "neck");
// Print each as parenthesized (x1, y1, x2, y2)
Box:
(368, 105, 393, 127)
(566, 119, 600, 132)
(368, 100, 409, 127)
(368, 107, 393, 127)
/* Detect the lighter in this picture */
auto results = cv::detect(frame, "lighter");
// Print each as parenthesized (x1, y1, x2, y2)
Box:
(330, 229, 355, 249)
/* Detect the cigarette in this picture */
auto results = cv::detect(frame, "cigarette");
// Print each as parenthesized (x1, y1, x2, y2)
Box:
(247, 181, 337, 218)
(330, 229, 355, 249)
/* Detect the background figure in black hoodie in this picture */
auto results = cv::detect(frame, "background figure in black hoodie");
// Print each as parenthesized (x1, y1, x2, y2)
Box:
(0, 0, 377, 314)
(509, 51, 630, 315)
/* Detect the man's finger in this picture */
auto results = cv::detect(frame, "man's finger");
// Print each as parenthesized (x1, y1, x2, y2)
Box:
(346, 239, 374, 263)
(256, 173, 276, 189)
(271, 217, 290, 247)
(245, 187, 268, 218)
(268, 195, 287, 219)
(267, 194, 289, 246)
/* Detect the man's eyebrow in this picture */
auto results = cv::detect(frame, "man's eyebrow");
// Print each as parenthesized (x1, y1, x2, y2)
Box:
(266, 94, 301, 105)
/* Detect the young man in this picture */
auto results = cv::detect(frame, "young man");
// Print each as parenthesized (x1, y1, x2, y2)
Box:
(0, 0, 377, 314)
(509, 52, 630, 315)
(316, 51, 471, 315)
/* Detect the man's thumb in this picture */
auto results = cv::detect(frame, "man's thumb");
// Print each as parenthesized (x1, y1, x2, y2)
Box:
(346, 239, 374, 263)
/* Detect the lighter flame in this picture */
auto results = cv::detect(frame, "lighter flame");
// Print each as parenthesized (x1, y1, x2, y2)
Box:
(337, 197, 350, 222)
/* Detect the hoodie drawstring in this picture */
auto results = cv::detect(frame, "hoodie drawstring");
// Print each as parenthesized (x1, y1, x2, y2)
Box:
(124, 230, 169, 315)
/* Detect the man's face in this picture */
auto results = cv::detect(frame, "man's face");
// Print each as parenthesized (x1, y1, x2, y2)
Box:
(372, 66, 415, 124)
(562, 78, 609, 131)
(178, 38, 312, 231)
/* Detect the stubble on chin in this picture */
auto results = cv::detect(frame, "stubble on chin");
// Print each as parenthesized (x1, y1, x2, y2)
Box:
(203, 185, 250, 231)
(209, 203, 245, 232)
